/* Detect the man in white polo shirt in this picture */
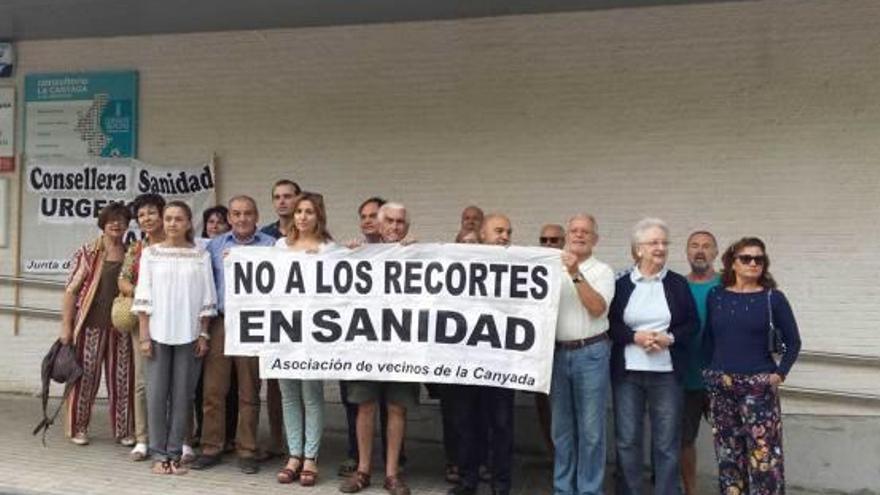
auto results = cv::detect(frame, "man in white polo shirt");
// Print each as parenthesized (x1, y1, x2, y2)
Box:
(551, 213, 616, 495)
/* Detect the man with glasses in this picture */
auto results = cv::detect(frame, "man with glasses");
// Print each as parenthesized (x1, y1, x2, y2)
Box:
(539, 224, 565, 249)
(534, 223, 565, 458)
(550, 214, 615, 495)
(681, 230, 720, 495)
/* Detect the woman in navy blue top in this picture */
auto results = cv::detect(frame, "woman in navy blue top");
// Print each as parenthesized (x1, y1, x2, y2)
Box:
(702, 237, 801, 495)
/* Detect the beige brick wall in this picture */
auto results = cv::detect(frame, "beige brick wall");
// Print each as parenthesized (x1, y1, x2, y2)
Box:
(2, 0, 879, 398)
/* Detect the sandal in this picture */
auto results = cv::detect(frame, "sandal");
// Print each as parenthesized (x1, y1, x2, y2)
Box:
(300, 457, 318, 487)
(277, 456, 302, 484)
(151, 460, 172, 475)
(383, 475, 411, 495)
(170, 459, 189, 475)
(339, 470, 371, 493)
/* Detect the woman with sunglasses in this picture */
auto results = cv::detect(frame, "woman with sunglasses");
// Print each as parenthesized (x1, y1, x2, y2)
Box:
(608, 217, 697, 495)
(702, 237, 801, 495)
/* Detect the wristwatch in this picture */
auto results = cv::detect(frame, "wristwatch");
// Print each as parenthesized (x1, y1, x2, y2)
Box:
(572, 273, 584, 284)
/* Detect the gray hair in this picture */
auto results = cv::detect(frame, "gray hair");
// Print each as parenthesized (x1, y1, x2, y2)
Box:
(378, 201, 409, 225)
(631, 217, 669, 247)
(567, 213, 598, 233)
(228, 195, 259, 214)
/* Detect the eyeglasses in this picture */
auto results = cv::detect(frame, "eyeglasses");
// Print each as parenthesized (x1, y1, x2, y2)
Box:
(639, 240, 669, 248)
(736, 254, 766, 266)
(539, 237, 561, 244)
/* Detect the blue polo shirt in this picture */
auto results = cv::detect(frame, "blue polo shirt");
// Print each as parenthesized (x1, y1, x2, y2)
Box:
(206, 230, 275, 313)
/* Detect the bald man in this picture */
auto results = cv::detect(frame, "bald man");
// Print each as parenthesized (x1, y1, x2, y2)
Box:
(460, 205, 484, 234)
(448, 214, 515, 495)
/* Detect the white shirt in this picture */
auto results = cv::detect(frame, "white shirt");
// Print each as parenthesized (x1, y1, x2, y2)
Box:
(555, 256, 616, 341)
(623, 266, 673, 372)
(131, 245, 217, 345)
(273, 238, 337, 252)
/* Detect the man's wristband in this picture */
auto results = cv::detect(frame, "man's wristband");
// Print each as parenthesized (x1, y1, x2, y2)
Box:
(199, 332, 210, 341)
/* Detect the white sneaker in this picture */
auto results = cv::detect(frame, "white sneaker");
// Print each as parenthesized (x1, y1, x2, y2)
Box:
(181, 444, 196, 464)
(130, 443, 148, 461)
(71, 432, 89, 446)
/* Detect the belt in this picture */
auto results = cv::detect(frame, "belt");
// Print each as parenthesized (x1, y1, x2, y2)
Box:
(555, 332, 608, 351)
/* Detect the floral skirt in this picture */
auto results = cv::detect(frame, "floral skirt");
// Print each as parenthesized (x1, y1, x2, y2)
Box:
(703, 370, 785, 495)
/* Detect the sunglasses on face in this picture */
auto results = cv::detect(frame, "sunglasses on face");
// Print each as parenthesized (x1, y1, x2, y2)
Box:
(736, 254, 766, 266)
(540, 237, 561, 244)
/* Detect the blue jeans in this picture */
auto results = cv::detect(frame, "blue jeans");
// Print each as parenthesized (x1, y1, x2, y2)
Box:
(551, 339, 611, 495)
(279, 379, 324, 458)
(613, 371, 683, 495)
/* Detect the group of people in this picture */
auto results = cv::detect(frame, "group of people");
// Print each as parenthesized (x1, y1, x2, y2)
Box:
(58, 178, 802, 495)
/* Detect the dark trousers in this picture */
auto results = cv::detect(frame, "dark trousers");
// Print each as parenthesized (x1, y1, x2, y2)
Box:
(452, 385, 514, 495)
(439, 385, 459, 465)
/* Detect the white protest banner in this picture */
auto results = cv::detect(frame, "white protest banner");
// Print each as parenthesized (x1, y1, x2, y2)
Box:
(21, 157, 216, 276)
(223, 243, 561, 393)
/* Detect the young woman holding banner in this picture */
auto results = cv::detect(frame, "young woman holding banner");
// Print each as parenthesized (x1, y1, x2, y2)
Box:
(274, 192, 335, 487)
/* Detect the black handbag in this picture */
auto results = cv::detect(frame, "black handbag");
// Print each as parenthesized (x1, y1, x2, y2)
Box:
(33, 339, 83, 446)
(766, 289, 785, 357)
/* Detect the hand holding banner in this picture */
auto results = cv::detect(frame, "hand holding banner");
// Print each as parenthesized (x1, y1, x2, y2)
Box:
(223, 243, 561, 393)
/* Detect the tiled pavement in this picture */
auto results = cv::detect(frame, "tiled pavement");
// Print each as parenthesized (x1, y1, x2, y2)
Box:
(0, 393, 813, 495)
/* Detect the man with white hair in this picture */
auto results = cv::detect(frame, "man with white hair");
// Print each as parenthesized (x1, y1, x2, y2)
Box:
(551, 213, 615, 495)
(340, 201, 418, 495)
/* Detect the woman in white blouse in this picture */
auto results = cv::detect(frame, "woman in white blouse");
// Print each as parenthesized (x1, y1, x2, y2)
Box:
(274, 192, 333, 487)
(608, 218, 698, 495)
(132, 201, 217, 475)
